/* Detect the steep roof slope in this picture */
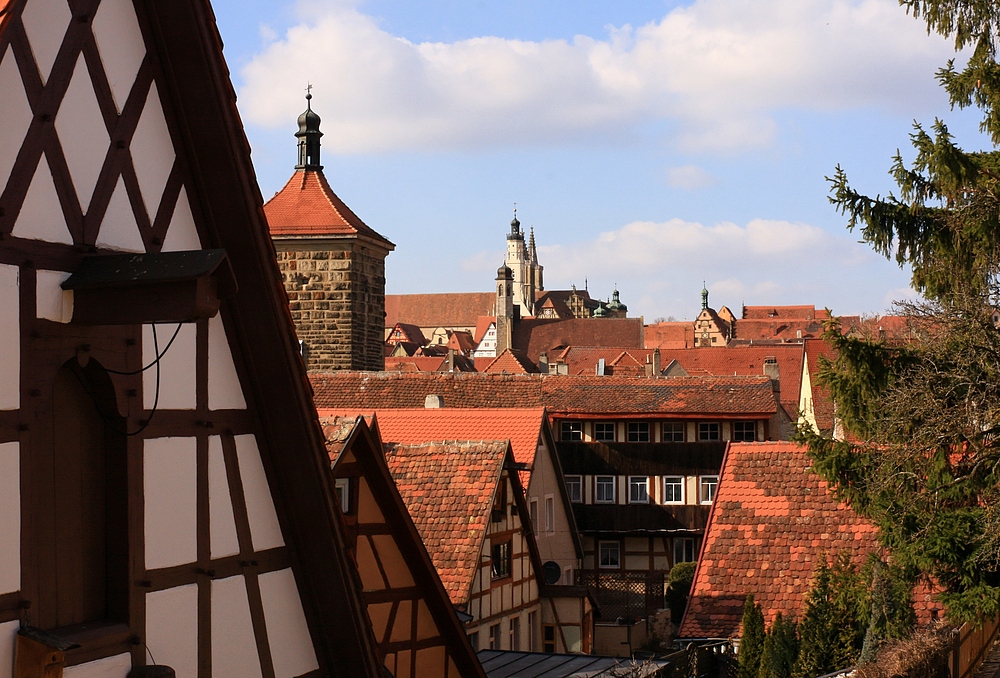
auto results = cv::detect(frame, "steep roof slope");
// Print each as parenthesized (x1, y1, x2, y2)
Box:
(384, 293, 495, 329)
(514, 317, 644, 362)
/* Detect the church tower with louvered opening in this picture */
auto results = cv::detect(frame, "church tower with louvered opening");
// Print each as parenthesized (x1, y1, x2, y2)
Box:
(264, 94, 395, 371)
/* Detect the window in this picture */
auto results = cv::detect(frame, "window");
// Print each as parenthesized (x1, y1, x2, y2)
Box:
(599, 541, 621, 569)
(529, 498, 538, 531)
(565, 475, 582, 503)
(563, 566, 574, 585)
(628, 476, 649, 503)
(489, 623, 501, 649)
(698, 422, 720, 441)
(594, 422, 616, 441)
(510, 616, 520, 651)
(561, 421, 582, 441)
(674, 538, 696, 564)
(627, 422, 650, 442)
(543, 624, 556, 653)
(733, 420, 756, 442)
(468, 631, 479, 651)
(595, 476, 615, 503)
(700, 476, 718, 504)
(528, 611, 538, 652)
(663, 476, 684, 504)
(491, 540, 512, 579)
(544, 495, 554, 532)
(663, 422, 685, 442)
(334, 477, 351, 514)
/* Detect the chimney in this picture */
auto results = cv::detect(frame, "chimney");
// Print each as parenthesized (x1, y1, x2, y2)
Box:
(446, 349, 455, 373)
(652, 348, 661, 377)
(763, 357, 780, 382)
(596, 358, 606, 376)
(424, 394, 444, 409)
(538, 352, 548, 374)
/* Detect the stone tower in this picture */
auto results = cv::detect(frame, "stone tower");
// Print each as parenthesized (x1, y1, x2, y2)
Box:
(495, 264, 514, 354)
(504, 212, 544, 317)
(264, 93, 395, 371)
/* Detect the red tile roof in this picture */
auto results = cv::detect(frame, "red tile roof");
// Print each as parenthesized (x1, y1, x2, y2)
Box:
(473, 317, 495, 344)
(803, 338, 837, 433)
(742, 306, 830, 321)
(386, 323, 428, 346)
(732, 319, 825, 341)
(679, 442, 878, 638)
(645, 322, 695, 349)
(514, 317, 644, 363)
(384, 356, 447, 372)
(384, 293, 496, 330)
(383, 440, 510, 604)
(263, 170, 393, 246)
(482, 348, 538, 374)
(553, 347, 655, 376)
(446, 330, 476, 353)
(310, 372, 778, 417)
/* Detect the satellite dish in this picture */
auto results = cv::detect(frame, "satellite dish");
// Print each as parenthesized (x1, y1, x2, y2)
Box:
(542, 561, 562, 585)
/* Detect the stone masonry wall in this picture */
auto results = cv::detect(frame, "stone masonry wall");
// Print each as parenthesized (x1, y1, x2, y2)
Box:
(276, 242, 386, 371)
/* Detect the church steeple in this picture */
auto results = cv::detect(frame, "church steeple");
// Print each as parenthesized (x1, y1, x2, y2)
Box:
(528, 226, 537, 263)
(295, 88, 323, 170)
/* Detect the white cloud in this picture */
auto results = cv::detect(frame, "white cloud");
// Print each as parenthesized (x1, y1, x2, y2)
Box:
(239, 0, 956, 153)
(666, 164, 715, 190)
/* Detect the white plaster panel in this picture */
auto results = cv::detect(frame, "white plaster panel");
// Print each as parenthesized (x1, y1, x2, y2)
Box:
(161, 186, 202, 252)
(0, 443, 18, 595)
(56, 54, 109, 212)
(235, 435, 284, 551)
(0, 46, 34, 197)
(12, 155, 74, 245)
(144, 437, 197, 569)
(208, 314, 246, 410)
(91, 0, 146, 111)
(130, 83, 175, 217)
(257, 568, 319, 678)
(19, 0, 71, 84)
(96, 176, 145, 253)
(145, 584, 198, 678)
(36, 270, 72, 323)
(0, 266, 18, 410)
(211, 576, 262, 678)
(0, 620, 17, 678)
(62, 653, 131, 678)
(209, 436, 240, 559)
(142, 324, 196, 410)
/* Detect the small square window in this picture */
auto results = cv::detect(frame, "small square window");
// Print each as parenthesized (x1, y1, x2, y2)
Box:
(663, 476, 684, 504)
(663, 422, 685, 442)
(698, 422, 720, 441)
(700, 476, 718, 504)
(594, 422, 616, 441)
(733, 420, 756, 442)
(628, 476, 649, 504)
(599, 541, 621, 569)
(491, 540, 512, 579)
(561, 421, 583, 441)
(565, 475, 582, 503)
(674, 538, 696, 564)
(595, 476, 616, 503)
(627, 422, 650, 442)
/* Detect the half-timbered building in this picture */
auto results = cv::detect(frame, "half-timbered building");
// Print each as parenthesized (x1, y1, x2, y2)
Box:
(0, 0, 386, 675)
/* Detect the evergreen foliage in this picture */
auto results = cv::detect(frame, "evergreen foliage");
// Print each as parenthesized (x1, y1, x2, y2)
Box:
(739, 594, 766, 678)
(799, 0, 1000, 625)
(793, 556, 867, 678)
(758, 613, 798, 678)
(665, 561, 697, 624)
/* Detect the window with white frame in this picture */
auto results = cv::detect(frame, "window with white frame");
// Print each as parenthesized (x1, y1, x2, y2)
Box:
(663, 476, 684, 504)
(334, 477, 351, 514)
(628, 476, 649, 503)
(674, 537, 696, 564)
(595, 476, 616, 503)
(698, 422, 720, 441)
(560, 421, 583, 441)
(544, 495, 554, 532)
(663, 422, 685, 442)
(599, 541, 621, 568)
(594, 422, 616, 442)
(700, 475, 719, 504)
(627, 422, 650, 442)
(565, 475, 582, 503)
(733, 420, 756, 442)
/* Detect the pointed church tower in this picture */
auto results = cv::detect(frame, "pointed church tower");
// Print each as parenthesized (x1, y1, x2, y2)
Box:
(265, 93, 395, 371)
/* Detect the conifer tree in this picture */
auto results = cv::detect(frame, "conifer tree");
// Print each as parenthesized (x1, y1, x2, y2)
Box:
(739, 594, 766, 678)
(758, 613, 799, 678)
(798, 0, 1000, 625)
(794, 558, 866, 678)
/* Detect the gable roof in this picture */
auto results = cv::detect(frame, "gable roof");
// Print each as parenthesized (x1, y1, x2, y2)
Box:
(311, 372, 778, 418)
(385, 293, 496, 329)
(803, 338, 837, 433)
(483, 348, 538, 374)
(645, 321, 695, 349)
(474, 316, 496, 343)
(386, 322, 428, 346)
(514, 317, 644, 363)
(552, 346, 655, 376)
(678, 442, 879, 639)
(384, 440, 511, 604)
(447, 330, 476, 353)
(263, 169, 393, 246)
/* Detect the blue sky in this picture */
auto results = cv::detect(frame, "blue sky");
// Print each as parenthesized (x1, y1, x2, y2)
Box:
(212, 0, 988, 321)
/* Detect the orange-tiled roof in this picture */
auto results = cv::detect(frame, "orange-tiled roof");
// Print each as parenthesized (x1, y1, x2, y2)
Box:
(482, 348, 537, 374)
(742, 306, 830, 321)
(659, 345, 805, 418)
(446, 330, 476, 353)
(311, 372, 778, 417)
(514, 317, 644, 363)
(385, 293, 495, 330)
(320, 415, 362, 463)
(0, 0, 14, 35)
(645, 322, 695, 349)
(474, 316, 495, 344)
(384, 356, 447, 372)
(384, 440, 509, 604)
(679, 442, 879, 639)
(732, 319, 824, 341)
(263, 169, 393, 246)
(552, 346, 655, 376)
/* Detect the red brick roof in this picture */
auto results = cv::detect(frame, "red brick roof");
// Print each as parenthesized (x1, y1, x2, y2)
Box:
(482, 349, 538, 374)
(310, 372, 778, 418)
(384, 293, 496, 330)
(383, 440, 510, 604)
(803, 338, 837, 433)
(732, 319, 825, 341)
(742, 306, 830, 321)
(645, 322, 695, 349)
(263, 170, 393, 246)
(514, 317, 644, 363)
(679, 442, 878, 638)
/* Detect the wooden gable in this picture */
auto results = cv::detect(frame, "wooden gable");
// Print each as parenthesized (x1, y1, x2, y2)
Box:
(0, 0, 382, 676)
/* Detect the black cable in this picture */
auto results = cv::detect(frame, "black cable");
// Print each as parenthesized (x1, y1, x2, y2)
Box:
(105, 323, 183, 375)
